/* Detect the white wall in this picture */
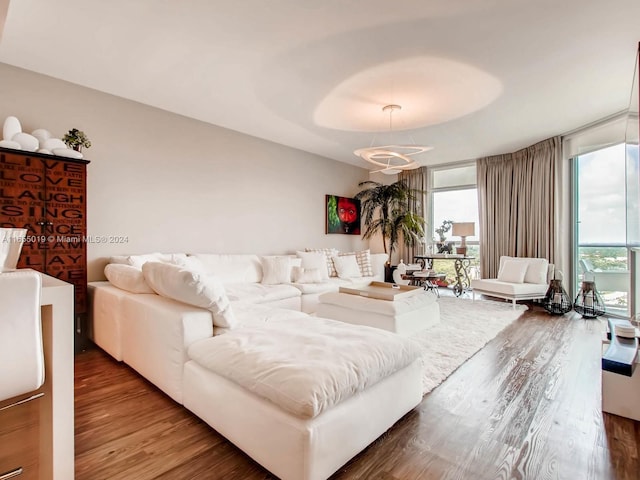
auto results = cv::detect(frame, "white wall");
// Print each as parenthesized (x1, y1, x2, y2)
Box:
(0, 63, 370, 280)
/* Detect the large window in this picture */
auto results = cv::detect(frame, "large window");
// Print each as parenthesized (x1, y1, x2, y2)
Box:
(575, 143, 630, 316)
(429, 164, 480, 282)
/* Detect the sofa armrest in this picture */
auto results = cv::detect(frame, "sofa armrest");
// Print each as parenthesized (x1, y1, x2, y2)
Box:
(370, 253, 389, 281)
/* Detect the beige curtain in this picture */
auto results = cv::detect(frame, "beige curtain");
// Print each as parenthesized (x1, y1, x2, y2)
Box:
(477, 137, 561, 278)
(398, 166, 427, 264)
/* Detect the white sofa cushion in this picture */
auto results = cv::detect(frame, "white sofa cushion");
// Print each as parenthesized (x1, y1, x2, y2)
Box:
(109, 255, 130, 265)
(225, 283, 301, 304)
(291, 266, 325, 284)
(497, 259, 528, 283)
(499, 256, 549, 284)
(337, 250, 373, 276)
(190, 254, 262, 284)
(296, 251, 330, 280)
(142, 262, 237, 328)
(260, 256, 292, 285)
(472, 278, 548, 297)
(305, 248, 339, 277)
(126, 252, 188, 268)
(290, 282, 340, 295)
(187, 315, 421, 418)
(108, 252, 188, 267)
(369, 253, 389, 280)
(332, 254, 362, 279)
(104, 264, 154, 294)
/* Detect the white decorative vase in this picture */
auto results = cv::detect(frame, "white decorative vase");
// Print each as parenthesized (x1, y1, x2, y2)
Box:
(0, 228, 27, 272)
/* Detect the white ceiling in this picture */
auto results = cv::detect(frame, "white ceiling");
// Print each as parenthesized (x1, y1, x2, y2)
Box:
(0, 0, 638, 169)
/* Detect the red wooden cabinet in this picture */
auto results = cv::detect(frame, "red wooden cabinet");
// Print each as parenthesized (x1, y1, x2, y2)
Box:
(0, 147, 89, 316)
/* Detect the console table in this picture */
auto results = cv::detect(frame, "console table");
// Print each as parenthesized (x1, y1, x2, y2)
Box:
(413, 255, 474, 297)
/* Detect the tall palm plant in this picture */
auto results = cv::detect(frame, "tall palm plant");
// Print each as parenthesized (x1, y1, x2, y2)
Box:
(354, 180, 425, 256)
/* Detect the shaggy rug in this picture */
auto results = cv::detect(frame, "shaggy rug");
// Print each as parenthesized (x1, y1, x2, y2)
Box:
(411, 296, 527, 395)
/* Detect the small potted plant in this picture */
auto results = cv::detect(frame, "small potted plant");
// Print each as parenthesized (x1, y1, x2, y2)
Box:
(62, 128, 92, 152)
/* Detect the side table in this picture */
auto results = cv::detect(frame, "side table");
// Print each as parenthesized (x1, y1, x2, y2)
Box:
(402, 272, 446, 297)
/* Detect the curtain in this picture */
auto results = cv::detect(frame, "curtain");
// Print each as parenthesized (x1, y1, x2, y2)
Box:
(477, 137, 561, 278)
(398, 166, 427, 264)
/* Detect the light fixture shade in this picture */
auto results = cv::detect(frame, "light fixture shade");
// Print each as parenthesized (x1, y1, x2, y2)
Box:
(452, 222, 475, 237)
(354, 104, 432, 173)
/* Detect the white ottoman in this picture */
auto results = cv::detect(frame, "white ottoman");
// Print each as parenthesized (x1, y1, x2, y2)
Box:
(317, 290, 440, 336)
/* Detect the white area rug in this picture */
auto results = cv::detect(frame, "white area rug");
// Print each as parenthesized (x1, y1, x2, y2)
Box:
(411, 296, 527, 395)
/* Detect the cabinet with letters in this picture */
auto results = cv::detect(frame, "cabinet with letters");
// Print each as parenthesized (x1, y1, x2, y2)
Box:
(0, 147, 89, 320)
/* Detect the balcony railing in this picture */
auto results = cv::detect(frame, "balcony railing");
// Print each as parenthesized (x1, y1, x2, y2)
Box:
(577, 244, 629, 316)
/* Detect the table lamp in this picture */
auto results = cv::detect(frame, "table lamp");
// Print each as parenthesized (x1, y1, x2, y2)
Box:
(451, 222, 474, 256)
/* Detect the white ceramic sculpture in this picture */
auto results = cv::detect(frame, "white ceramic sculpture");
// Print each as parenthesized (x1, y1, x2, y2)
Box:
(52, 148, 83, 159)
(12, 132, 39, 152)
(1, 117, 83, 158)
(2, 116, 21, 141)
(42, 138, 67, 151)
(0, 140, 22, 149)
(31, 128, 52, 146)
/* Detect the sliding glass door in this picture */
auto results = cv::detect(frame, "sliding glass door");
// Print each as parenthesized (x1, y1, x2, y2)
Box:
(575, 143, 630, 317)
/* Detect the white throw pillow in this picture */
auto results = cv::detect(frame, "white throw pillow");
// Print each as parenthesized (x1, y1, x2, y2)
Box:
(499, 256, 549, 284)
(261, 256, 292, 285)
(332, 254, 362, 279)
(497, 259, 528, 283)
(523, 258, 549, 284)
(296, 251, 330, 280)
(104, 264, 155, 294)
(305, 248, 339, 277)
(142, 262, 237, 328)
(338, 250, 373, 276)
(291, 266, 325, 284)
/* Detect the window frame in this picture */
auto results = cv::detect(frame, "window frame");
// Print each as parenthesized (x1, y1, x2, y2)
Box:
(428, 162, 478, 246)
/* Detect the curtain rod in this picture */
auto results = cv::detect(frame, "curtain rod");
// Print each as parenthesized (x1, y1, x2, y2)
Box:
(562, 110, 628, 138)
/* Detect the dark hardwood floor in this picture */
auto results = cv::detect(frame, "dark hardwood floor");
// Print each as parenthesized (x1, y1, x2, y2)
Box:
(74, 303, 640, 480)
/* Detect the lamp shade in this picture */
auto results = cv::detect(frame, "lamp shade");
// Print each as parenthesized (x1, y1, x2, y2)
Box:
(452, 222, 475, 237)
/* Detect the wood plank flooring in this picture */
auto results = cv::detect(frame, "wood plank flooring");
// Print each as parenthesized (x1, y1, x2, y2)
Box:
(74, 303, 640, 480)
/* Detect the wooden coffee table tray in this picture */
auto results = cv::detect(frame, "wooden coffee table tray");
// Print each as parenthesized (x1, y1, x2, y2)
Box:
(338, 281, 422, 301)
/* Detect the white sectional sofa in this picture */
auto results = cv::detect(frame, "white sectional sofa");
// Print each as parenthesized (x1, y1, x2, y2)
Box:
(87, 249, 424, 480)
(103, 251, 388, 314)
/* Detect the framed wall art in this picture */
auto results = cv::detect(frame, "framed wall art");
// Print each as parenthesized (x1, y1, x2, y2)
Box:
(326, 195, 360, 235)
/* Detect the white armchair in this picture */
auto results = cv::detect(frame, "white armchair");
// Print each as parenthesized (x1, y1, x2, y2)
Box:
(0, 270, 44, 401)
(471, 256, 558, 309)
